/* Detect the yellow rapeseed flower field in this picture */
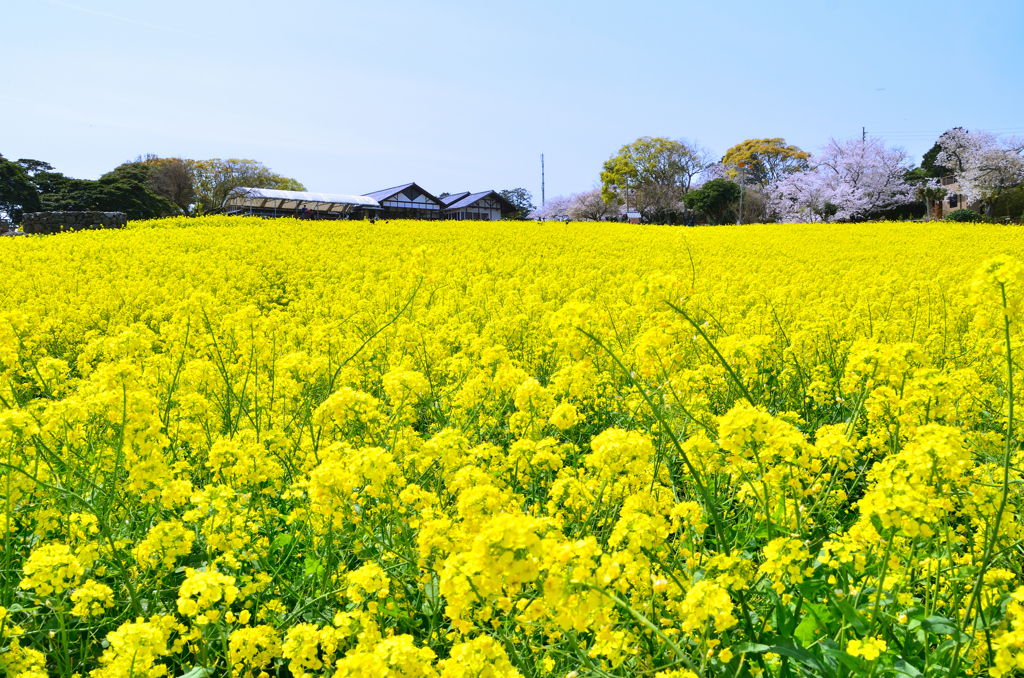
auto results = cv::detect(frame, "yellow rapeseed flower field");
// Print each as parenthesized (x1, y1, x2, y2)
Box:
(1, 216, 1024, 678)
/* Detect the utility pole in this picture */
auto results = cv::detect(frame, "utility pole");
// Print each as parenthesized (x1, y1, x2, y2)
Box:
(541, 154, 545, 206)
(737, 163, 744, 225)
(862, 126, 866, 142)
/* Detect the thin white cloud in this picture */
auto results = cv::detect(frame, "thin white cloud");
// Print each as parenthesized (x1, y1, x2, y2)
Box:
(40, 0, 200, 38)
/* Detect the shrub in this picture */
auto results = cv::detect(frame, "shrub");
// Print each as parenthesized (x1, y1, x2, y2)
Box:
(945, 208, 982, 222)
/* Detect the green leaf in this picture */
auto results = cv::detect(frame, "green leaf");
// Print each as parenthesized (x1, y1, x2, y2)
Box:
(822, 646, 867, 672)
(177, 667, 213, 678)
(733, 642, 771, 654)
(795, 612, 819, 647)
(271, 533, 293, 550)
(303, 557, 324, 577)
(831, 596, 870, 635)
(804, 600, 836, 631)
(889, 659, 924, 677)
(919, 616, 972, 643)
(919, 615, 957, 636)
(870, 514, 886, 535)
(766, 640, 831, 675)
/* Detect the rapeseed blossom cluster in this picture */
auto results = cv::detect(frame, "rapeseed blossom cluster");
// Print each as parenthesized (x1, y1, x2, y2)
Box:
(1, 216, 1024, 676)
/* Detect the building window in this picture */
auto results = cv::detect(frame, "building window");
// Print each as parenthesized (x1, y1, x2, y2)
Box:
(949, 195, 958, 208)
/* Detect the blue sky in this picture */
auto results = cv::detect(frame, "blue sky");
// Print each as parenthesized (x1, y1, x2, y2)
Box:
(3, 0, 1022, 203)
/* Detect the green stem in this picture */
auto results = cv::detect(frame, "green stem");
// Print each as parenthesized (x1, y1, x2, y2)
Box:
(666, 301, 756, 407)
(950, 282, 1017, 676)
(56, 607, 72, 678)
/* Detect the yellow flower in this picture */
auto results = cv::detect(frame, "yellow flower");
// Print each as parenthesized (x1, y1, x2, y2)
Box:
(438, 636, 522, 678)
(19, 543, 84, 598)
(134, 521, 195, 571)
(228, 625, 281, 677)
(846, 636, 887, 661)
(70, 579, 114, 618)
(346, 562, 391, 605)
(548, 402, 581, 430)
(91, 619, 170, 678)
(176, 569, 239, 621)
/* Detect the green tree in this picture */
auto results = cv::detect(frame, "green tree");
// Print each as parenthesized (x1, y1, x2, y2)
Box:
(15, 158, 56, 179)
(721, 138, 810, 188)
(190, 159, 305, 215)
(498, 188, 535, 220)
(123, 155, 197, 215)
(0, 154, 42, 223)
(919, 142, 949, 178)
(914, 184, 947, 219)
(18, 160, 66, 196)
(0, 154, 42, 222)
(905, 142, 951, 185)
(600, 137, 707, 220)
(682, 178, 741, 225)
(28, 160, 176, 220)
(40, 178, 176, 220)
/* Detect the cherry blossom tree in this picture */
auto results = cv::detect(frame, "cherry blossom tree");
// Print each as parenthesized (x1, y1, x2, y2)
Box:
(936, 128, 1024, 218)
(769, 137, 915, 222)
(568, 189, 620, 221)
(698, 162, 729, 184)
(532, 190, 625, 221)
(530, 194, 572, 220)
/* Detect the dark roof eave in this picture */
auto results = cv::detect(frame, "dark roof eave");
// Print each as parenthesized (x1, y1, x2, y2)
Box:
(363, 182, 445, 207)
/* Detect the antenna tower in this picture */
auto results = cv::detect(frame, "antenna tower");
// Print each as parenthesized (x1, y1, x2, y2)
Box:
(541, 154, 545, 206)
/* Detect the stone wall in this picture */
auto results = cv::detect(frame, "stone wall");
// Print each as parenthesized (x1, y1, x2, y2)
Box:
(21, 211, 127, 235)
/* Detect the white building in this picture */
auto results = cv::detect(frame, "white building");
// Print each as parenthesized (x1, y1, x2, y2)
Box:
(440, 191, 516, 220)
(363, 183, 445, 220)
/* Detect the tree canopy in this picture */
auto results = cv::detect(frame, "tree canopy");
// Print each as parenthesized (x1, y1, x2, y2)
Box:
(600, 137, 707, 221)
(498, 188, 535, 220)
(568, 189, 620, 221)
(919, 142, 948, 179)
(36, 168, 178, 220)
(682, 178, 740, 224)
(721, 138, 810, 188)
(0, 153, 306, 223)
(936, 128, 1024, 218)
(191, 159, 305, 215)
(126, 155, 197, 215)
(0, 154, 42, 222)
(769, 138, 915, 222)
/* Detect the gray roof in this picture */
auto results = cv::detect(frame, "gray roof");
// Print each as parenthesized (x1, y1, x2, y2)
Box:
(363, 182, 417, 202)
(440, 192, 471, 206)
(363, 182, 444, 206)
(226, 187, 380, 209)
(443, 190, 515, 212)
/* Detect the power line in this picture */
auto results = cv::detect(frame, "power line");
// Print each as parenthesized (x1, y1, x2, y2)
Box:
(871, 126, 1024, 135)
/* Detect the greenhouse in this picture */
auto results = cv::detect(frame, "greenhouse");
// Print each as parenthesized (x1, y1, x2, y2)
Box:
(224, 187, 381, 219)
